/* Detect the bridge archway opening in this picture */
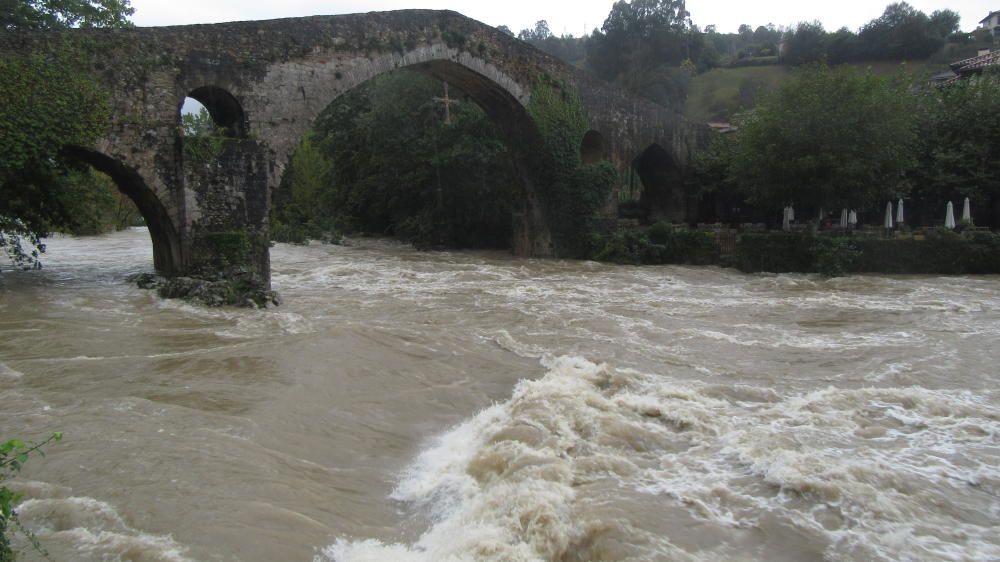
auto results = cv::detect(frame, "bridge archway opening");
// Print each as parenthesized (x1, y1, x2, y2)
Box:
(180, 87, 246, 137)
(275, 60, 547, 254)
(634, 143, 686, 225)
(580, 130, 605, 165)
(63, 147, 183, 276)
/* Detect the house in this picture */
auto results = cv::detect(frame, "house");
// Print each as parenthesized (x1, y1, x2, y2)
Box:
(981, 10, 1000, 38)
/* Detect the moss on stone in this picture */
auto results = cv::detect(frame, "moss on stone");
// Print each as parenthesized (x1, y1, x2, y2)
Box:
(527, 80, 617, 257)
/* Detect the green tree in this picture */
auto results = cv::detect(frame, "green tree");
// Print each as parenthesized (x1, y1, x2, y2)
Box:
(859, 2, 949, 60)
(726, 63, 917, 212)
(518, 20, 552, 42)
(272, 71, 521, 250)
(0, 0, 133, 30)
(911, 71, 1000, 227)
(586, 0, 698, 109)
(783, 21, 828, 65)
(0, 49, 111, 268)
(0, 0, 133, 269)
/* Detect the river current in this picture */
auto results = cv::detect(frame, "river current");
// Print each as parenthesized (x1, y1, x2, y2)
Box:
(0, 228, 997, 561)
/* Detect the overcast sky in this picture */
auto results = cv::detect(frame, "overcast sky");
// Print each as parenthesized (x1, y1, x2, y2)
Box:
(130, 0, 993, 35)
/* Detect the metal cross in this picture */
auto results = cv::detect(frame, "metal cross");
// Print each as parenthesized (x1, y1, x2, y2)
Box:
(432, 82, 460, 125)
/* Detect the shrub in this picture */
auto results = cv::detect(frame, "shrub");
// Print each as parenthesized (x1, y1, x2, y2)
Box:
(736, 231, 1000, 275)
(591, 225, 721, 266)
(812, 237, 861, 277)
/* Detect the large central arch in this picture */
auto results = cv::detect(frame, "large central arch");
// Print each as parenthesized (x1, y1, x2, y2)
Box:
(253, 45, 553, 258)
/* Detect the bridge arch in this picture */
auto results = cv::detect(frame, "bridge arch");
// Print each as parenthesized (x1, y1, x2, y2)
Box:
(634, 143, 686, 224)
(0, 10, 704, 294)
(63, 147, 183, 275)
(270, 46, 551, 256)
(267, 44, 537, 165)
(580, 130, 605, 164)
(182, 86, 248, 137)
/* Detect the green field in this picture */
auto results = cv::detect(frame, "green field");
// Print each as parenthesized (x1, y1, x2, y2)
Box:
(685, 60, 948, 123)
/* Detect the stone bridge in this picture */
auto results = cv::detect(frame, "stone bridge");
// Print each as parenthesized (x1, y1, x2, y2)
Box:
(3, 10, 704, 290)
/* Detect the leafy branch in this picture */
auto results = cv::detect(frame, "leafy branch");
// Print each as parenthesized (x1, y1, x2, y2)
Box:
(1, 432, 63, 561)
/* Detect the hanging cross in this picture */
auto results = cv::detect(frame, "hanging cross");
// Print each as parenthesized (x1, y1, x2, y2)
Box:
(433, 81, 460, 125)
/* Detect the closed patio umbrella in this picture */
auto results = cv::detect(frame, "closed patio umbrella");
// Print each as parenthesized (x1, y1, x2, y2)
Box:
(962, 197, 972, 224)
(884, 202, 894, 229)
(896, 199, 904, 225)
(840, 209, 849, 228)
(782, 206, 791, 231)
(848, 210, 858, 229)
(946, 202, 956, 229)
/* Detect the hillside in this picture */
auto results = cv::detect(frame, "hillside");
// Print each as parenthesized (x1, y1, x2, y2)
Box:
(685, 60, 948, 123)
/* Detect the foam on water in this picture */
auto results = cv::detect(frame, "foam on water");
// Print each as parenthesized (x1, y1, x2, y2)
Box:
(0, 361, 24, 379)
(14, 495, 192, 562)
(322, 355, 1000, 562)
(7, 231, 1000, 561)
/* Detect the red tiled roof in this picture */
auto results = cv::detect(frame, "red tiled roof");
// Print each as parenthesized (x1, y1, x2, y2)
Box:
(949, 50, 1000, 74)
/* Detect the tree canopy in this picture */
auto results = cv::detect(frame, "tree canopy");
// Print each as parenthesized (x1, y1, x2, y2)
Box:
(271, 72, 520, 250)
(910, 70, 1000, 216)
(586, 0, 698, 110)
(0, 0, 133, 268)
(0, 0, 133, 30)
(725, 63, 918, 211)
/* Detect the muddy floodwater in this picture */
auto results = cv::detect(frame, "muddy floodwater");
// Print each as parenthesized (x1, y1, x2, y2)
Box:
(1, 228, 997, 561)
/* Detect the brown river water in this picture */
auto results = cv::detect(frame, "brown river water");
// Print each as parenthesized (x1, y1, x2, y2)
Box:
(0, 227, 997, 562)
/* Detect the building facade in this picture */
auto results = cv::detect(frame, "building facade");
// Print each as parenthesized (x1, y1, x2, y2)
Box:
(980, 10, 1000, 38)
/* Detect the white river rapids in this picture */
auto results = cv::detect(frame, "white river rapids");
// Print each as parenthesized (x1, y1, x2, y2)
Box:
(0, 228, 996, 561)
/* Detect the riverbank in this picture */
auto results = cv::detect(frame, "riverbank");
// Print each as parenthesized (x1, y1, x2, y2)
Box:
(592, 223, 1000, 276)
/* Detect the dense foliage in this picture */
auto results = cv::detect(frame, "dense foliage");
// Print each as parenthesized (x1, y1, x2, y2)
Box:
(591, 222, 720, 265)
(721, 63, 917, 211)
(586, 0, 700, 111)
(508, 1, 973, 120)
(526, 81, 617, 256)
(783, 4, 962, 65)
(0, 49, 112, 267)
(735, 230, 1000, 275)
(272, 72, 520, 249)
(0, 0, 134, 269)
(910, 70, 1000, 223)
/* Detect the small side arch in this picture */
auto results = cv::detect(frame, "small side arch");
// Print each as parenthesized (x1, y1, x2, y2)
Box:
(634, 143, 686, 224)
(580, 130, 605, 165)
(182, 86, 247, 137)
(63, 147, 183, 276)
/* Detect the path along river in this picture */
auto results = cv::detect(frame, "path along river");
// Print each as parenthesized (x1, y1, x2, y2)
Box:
(0, 228, 997, 561)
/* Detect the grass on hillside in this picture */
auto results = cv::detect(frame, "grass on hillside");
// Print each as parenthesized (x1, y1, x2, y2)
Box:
(685, 60, 947, 123)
